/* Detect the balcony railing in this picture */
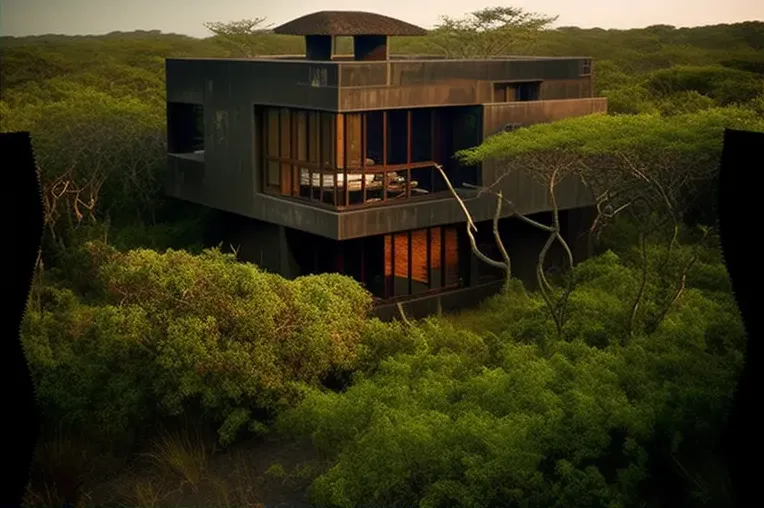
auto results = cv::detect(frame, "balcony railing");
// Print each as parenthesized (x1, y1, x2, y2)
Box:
(286, 162, 448, 209)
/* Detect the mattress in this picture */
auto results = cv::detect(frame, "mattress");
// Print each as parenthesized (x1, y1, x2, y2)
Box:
(299, 169, 376, 189)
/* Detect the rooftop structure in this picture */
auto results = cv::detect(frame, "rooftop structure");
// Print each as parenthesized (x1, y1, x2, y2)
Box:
(273, 10, 427, 62)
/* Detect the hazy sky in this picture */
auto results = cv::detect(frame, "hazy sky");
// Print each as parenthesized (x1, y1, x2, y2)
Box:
(1, 0, 762, 37)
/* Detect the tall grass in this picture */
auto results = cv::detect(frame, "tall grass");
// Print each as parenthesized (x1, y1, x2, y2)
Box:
(211, 449, 264, 508)
(24, 427, 90, 507)
(143, 429, 210, 492)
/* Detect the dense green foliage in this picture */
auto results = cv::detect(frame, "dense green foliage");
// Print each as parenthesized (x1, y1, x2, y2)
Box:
(24, 245, 371, 445)
(4, 9, 757, 507)
(274, 237, 744, 508)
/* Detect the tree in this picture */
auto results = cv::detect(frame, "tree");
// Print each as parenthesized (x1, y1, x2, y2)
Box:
(427, 6, 558, 58)
(2, 87, 166, 246)
(458, 107, 764, 336)
(203, 18, 273, 58)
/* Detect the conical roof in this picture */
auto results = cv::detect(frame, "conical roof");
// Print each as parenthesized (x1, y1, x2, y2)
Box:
(273, 11, 427, 37)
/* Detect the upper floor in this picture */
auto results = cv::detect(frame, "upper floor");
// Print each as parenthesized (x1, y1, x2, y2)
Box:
(165, 11, 606, 240)
(166, 54, 595, 113)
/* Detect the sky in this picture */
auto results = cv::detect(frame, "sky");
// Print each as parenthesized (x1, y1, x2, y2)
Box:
(1, 0, 762, 37)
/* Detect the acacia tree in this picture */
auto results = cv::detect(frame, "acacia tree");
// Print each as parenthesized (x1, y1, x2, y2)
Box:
(437, 148, 578, 339)
(203, 18, 273, 58)
(457, 107, 764, 337)
(427, 6, 558, 58)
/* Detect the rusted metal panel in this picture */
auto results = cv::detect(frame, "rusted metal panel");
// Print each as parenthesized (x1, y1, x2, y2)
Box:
(166, 59, 205, 104)
(165, 154, 206, 203)
(339, 63, 388, 87)
(391, 58, 584, 85)
(336, 57, 588, 89)
(482, 97, 608, 137)
(339, 81, 480, 110)
(166, 58, 341, 111)
(539, 78, 593, 100)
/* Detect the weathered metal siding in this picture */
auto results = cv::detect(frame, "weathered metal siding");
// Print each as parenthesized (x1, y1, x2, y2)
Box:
(165, 155, 205, 204)
(337, 58, 591, 111)
(482, 97, 608, 136)
(539, 78, 593, 100)
(339, 81, 482, 111)
(391, 58, 583, 84)
(165, 58, 341, 221)
(336, 58, 586, 87)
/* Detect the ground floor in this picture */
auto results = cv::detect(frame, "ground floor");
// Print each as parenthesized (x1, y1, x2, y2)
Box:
(210, 206, 595, 319)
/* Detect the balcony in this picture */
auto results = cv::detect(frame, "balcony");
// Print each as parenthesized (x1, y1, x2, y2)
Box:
(259, 105, 482, 211)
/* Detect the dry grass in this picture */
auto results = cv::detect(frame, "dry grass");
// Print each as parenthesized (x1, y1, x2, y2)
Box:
(143, 428, 211, 493)
(23, 428, 91, 507)
(118, 477, 177, 508)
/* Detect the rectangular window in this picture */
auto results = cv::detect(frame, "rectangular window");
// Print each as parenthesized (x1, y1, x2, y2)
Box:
(493, 83, 507, 103)
(444, 227, 459, 287)
(308, 111, 320, 164)
(168, 102, 204, 153)
(383, 226, 462, 299)
(581, 59, 592, 76)
(295, 111, 308, 161)
(321, 112, 335, 168)
(259, 105, 446, 207)
(411, 229, 429, 295)
(279, 109, 291, 158)
(267, 109, 280, 157)
(345, 113, 363, 168)
(260, 106, 337, 198)
(515, 82, 541, 101)
(267, 160, 280, 187)
(430, 227, 442, 290)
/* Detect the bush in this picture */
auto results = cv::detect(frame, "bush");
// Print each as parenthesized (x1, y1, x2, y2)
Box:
(22, 244, 373, 445)
(277, 242, 745, 508)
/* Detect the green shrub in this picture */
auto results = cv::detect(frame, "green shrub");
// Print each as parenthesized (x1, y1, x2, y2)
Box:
(277, 241, 746, 508)
(22, 244, 373, 445)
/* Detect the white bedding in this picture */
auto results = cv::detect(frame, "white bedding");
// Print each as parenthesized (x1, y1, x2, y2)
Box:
(299, 169, 376, 189)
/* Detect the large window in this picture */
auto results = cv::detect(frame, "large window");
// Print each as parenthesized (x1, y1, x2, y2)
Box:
(383, 226, 461, 299)
(492, 81, 541, 103)
(263, 107, 336, 201)
(284, 226, 462, 300)
(259, 106, 450, 208)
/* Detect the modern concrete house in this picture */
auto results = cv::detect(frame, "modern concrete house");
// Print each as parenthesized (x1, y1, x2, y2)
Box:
(164, 10, 607, 318)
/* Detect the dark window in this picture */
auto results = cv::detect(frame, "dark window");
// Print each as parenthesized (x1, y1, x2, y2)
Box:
(515, 81, 541, 101)
(492, 82, 540, 103)
(581, 59, 592, 75)
(167, 102, 204, 153)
